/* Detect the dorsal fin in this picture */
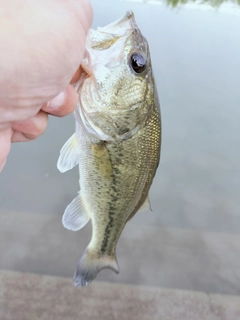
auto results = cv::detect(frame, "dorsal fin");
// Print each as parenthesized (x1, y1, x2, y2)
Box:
(138, 196, 152, 212)
(127, 195, 152, 222)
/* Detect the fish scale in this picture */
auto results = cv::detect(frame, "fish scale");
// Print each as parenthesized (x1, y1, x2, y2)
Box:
(57, 11, 161, 287)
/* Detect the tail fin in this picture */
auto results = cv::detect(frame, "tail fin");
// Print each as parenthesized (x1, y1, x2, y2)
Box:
(73, 248, 119, 287)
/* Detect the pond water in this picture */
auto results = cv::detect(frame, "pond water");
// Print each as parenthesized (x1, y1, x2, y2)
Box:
(0, 0, 240, 295)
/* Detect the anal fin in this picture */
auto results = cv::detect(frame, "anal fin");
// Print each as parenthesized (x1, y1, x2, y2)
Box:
(62, 193, 89, 231)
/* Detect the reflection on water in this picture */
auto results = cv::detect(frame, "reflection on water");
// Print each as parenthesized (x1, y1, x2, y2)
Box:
(120, 0, 240, 7)
(166, 0, 240, 7)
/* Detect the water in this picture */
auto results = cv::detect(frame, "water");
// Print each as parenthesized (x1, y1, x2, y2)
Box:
(0, 0, 240, 295)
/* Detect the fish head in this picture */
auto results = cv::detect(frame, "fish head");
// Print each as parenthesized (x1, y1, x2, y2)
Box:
(76, 11, 156, 142)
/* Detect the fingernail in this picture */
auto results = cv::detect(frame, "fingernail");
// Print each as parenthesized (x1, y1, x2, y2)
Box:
(48, 91, 65, 109)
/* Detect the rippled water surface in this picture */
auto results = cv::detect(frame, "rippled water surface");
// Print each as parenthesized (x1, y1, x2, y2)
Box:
(0, 0, 240, 295)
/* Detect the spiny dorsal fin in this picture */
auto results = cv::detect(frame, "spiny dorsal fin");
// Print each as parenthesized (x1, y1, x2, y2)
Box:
(57, 133, 79, 173)
(62, 193, 90, 231)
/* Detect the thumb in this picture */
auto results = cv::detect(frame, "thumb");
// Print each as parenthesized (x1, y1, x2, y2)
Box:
(42, 84, 78, 117)
(0, 127, 12, 172)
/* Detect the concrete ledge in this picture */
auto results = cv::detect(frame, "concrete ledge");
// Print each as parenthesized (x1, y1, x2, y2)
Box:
(1, 210, 240, 295)
(209, 294, 240, 320)
(1, 270, 240, 320)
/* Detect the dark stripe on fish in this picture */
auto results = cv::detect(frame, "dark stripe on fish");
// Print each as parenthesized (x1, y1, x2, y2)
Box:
(100, 161, 120, 254)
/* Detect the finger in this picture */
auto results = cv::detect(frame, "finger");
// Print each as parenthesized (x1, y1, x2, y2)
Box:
(0, 127, 12, 172)
(74, 0, 93, 32)
(41, 84, 78, 117)
(12, 110, 48, 142)
(70, 66, 82, 84)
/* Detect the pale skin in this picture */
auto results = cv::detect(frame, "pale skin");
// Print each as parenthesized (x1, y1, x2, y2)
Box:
(0, 0, 93, 171)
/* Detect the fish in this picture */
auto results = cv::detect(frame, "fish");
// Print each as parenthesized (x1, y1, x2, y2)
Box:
(57, 11, 161, 287)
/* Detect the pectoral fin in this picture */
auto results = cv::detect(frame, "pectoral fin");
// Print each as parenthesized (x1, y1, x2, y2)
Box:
(62, 193, 90, 231)
(57, 133, 79, 173)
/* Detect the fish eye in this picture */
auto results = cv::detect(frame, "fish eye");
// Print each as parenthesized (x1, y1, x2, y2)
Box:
(130, 53, 147, 74)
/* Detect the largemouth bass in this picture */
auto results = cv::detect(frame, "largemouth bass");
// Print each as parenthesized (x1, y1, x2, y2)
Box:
(57, 11, 161, 287)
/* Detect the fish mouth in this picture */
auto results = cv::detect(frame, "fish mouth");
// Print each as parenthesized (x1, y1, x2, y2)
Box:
(99, 11, 136, 32)
(72, 66, 90, 93)
(95, 11, 138, 39)
(80, 63, 92, 77)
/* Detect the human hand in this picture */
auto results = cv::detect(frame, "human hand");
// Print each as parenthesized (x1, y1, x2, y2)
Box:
(0, 0, 93, 172)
